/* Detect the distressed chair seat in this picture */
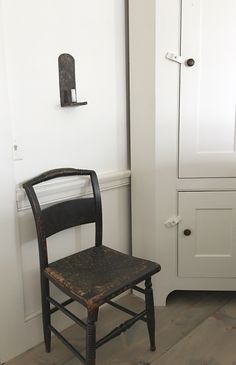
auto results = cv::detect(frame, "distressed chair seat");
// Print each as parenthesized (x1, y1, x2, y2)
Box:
(45, 245, 161, 310)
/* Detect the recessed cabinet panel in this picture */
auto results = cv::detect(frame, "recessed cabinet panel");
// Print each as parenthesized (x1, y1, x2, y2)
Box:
(178, 191, 236, 277)
(179, 0, 236, 177)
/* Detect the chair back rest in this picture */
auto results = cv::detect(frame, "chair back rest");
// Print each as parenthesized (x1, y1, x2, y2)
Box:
(23, 168, 102, 269)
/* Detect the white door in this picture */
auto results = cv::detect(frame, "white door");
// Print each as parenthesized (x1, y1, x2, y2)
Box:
(179, 0, 236, 178)
(178, 191, 236, 277)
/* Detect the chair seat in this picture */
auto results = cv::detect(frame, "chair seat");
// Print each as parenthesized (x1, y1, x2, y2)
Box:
(45, 245, 161, 310)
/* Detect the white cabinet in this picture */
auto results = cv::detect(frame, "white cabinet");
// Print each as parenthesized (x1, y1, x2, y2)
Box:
(130, 0, 236, 305)
(178, 192, 236, 277)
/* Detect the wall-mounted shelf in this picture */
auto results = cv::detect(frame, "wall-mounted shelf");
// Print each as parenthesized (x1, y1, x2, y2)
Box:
(58, 53, 87, 107)
(62, 101, 88, 107)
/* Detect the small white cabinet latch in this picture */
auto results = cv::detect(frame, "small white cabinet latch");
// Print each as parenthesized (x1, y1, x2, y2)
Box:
(164, 215, 182, 228)
(166, 52, 184, 64)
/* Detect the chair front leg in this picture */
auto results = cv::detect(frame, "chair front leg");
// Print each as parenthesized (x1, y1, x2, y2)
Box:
(86, 309, 98, 365)
(41, 275, 51, 353)
(145, 277, 156, 351)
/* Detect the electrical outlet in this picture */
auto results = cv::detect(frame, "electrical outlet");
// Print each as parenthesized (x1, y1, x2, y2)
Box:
(13, 138, 24, 160)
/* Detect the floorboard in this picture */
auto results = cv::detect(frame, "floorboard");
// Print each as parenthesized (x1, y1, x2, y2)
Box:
(155, 294, 236, 365)
(6, 291, 235, 365)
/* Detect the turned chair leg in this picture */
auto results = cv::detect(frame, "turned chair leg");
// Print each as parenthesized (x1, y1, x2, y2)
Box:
(41, 276, 51, 353)
(86, 309, 98, 365)
(145, 277, 156, 351)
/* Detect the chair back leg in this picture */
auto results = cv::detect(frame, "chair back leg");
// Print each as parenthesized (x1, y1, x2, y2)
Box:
(41, 276, 51, 352)
(86, 309, 98, 365)
(145, 278, 156, 351)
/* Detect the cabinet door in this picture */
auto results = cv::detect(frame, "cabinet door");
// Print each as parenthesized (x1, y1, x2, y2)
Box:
(178, 191, 236, 277)
(179, 0, 236, 177)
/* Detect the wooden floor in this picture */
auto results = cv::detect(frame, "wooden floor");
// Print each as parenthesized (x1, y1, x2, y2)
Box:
(6, 291, 236, 365)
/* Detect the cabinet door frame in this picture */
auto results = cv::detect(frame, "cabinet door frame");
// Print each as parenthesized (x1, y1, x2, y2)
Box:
(178, 191, 236, 277)
(179, 0, 236, 178)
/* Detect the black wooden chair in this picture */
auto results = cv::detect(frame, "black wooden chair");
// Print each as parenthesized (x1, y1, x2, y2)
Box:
(23, 168, 161, 365)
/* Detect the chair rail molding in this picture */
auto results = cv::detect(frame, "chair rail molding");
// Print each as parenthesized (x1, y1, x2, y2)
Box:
(16, 170, 131, 211)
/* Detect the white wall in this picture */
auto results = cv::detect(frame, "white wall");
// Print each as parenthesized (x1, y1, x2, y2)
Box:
(1, 0, 128, 182)
(0, 1, 24, 360)
(0, 1, 130, 362)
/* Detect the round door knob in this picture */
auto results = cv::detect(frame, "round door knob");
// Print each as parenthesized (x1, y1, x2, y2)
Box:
(183, 229, 191, 236)
(186, 58, 195, 67)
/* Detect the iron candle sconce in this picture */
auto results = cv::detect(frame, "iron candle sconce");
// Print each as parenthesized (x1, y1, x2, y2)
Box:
(58, 53, 87, 107)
